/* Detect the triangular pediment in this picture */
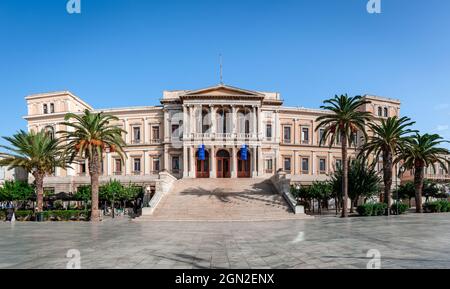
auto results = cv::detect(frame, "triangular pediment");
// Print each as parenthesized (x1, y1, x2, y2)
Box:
(183, 84, 264, 97)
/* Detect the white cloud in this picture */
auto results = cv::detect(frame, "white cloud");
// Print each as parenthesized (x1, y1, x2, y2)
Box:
(436, 125, 449, 132)
(434, 103, 450, 110)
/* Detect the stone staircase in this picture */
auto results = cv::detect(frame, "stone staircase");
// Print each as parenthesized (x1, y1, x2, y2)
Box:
(138, 178, 311, 221)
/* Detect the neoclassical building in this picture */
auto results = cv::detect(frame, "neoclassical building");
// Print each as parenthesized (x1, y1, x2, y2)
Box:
(24, 84, 403, 193)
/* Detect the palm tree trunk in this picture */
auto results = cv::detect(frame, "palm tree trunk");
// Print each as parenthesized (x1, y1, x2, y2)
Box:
(89, 152, 101, 221)
(414, 165, 425, 213)
(383, 150, 393, 215)
(33, 172, 45, 212)
(341, 133, 349, 218)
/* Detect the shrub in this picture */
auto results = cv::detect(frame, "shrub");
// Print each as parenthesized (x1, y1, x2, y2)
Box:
(423, 202, 442, 213)
(53, 200, 64, 210)
(391, 202, 408, 215)
(357, 203, 373, 216)
(423, 200, 449, 213)
(14, 210, 34, 221)
(0, 210, 6, 221)
(438, 200, 449, 212)
(41, 210, 90, 221)
(372, 203, 388, 216)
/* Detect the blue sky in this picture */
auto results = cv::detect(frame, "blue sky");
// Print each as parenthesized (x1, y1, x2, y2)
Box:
(1, 0, 449, 146)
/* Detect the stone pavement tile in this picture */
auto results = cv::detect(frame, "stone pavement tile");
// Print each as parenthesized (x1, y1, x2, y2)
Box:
(3, 214, 450, 269)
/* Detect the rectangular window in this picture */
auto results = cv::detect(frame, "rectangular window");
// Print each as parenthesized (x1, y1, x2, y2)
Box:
(336, 133, 341, 145)
(318, 128, 325, 145)
(115, 159, 122, 175)
(265, 159, 273, 173)
(152, 126, 160, 141)
(266, 124, 272, 139)
(284, 157, 291, 172)
(319, 158, 326, 173)
(172, 156, 180, 173)
(153, 158, 160, 173)
(133, 127, 141, 143)
(133, 158, 141, 174)
(283, 126, 291, 143)
(335, 159, 342, 170)
(172, 124, 180, 138)
(79, 162, 86, 175)
(301, 158, 309, 174)
(301, 127, 309, 144)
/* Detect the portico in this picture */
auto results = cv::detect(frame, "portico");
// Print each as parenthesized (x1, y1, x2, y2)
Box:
(174, 85, 265, 179)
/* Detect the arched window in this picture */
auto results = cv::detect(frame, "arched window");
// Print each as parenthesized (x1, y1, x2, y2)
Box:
(50, 103, 55, 113)
(44, 126, 55, 140)
(43, 104, 48, 114)
(377, 107, 382, 116)
(238, 108, 251, 134)
(216, 108, 230, 134)
(383, 107, 388, 117)
(201, 109, 210, 133)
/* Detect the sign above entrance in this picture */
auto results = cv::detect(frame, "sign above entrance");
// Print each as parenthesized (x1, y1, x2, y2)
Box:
(198, 144, 206, 161)
(241, 144, 248, 161)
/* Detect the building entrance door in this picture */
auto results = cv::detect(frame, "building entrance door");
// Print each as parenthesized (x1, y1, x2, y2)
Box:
(216, 150, 231, 178)
(196, 150, 210, 178)
(237, 149, 251, 178)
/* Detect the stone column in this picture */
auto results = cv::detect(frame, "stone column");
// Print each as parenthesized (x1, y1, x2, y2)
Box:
(107, 153, 113, 176)
(312, 152, 316, 175)
(274, 110, 279, 143)
(163, 109, 170, 142)
(189, 145, 195, 177)
(231, 146, 237, 178)
(126, 153, 132, 175)
(144, 117, 149, 144)
(124, 118, 130, 144)
(164, 146, 169, 172)
(293, 150, 298, 175)
(252, 146, 257, 177)
(257, 106, 262, 140)
(183, 145, 188, 178)
(182, 105, 188, 139)
(257, 146, 263, 176)
(144, 151, 151, 175)
(210, 146, 216, 178)
(252, 106, 257, 138)
(210, 105, 217, 136)
(231, 105, 237, 137)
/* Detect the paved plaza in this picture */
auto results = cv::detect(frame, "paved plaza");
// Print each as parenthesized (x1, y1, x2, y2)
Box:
(1, 214, 450, 269)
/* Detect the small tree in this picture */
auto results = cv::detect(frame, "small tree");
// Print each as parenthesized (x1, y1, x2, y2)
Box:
(100, 179, 123, 218)
(0, 180, 35, 209)
(392, 182, 415, 207)
(0, 130, 68, 212)
(331, 158, 381, 213)
(74, 185, 92, 211)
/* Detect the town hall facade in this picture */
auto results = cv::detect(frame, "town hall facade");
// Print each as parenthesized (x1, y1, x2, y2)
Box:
(24, 84, 401, 193)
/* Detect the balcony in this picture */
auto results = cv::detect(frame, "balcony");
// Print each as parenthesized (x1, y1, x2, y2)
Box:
(131, 139, 142, 145)
(189, 132, 257, 140)
(150, 139, 162, 144)
(114, 171, 123, 176)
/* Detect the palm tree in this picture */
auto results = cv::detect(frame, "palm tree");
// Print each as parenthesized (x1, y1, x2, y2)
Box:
(60, 109, 126, 221)
(359, 116, 416, 214)
(316, 94, 372, 217)
(399, 133, 449, 213)
(0, 130, 67, 212)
